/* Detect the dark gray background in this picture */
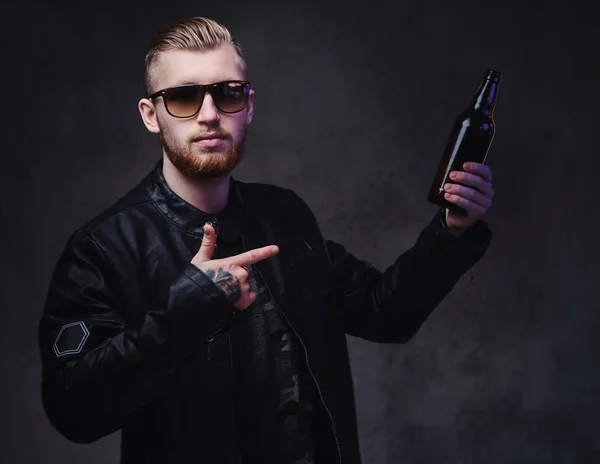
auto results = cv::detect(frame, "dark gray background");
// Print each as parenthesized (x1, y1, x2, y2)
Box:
(2, 0, 599, 462)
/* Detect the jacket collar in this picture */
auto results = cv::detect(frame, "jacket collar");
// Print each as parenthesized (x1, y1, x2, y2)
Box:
(145, 159, 244, 243)
(145, 158, 306, 331)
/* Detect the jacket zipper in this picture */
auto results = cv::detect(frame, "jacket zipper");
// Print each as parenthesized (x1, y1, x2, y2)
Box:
(205, 310, 236, 344)
(205, 331, 243, 463)
(226, 334, 243, 464)
(242, 234, 342, 464)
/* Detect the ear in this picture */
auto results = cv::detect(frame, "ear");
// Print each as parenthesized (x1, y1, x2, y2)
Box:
(245, 89, 255, 124)
(138, 98, 161, 134)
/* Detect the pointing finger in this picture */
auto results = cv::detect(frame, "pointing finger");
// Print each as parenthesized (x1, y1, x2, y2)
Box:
(228, 245, 280, 267)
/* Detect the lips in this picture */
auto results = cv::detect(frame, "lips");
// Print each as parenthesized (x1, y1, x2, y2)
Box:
(193, 133, 228, 142)
(192, 133, 229, 148)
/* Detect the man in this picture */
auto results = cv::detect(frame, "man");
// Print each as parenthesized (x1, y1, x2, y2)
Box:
(38, 16, 494, 464)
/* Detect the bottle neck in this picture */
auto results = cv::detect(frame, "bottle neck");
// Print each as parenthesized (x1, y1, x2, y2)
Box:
(471, 79, 500, 115)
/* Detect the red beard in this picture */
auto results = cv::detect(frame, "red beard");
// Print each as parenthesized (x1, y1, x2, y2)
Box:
(160, 126, 246, 181)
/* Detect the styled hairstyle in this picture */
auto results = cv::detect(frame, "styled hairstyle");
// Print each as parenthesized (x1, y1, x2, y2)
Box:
(143, 17, 247, 96)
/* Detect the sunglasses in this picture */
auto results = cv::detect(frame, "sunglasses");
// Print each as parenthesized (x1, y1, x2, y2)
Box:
(148, 80, 252, 118)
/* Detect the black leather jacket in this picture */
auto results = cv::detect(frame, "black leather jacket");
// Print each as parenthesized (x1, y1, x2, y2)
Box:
(38, 160, 492, 463)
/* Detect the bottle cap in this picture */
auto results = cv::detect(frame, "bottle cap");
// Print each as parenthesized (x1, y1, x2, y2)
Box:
(485, 69, 502, 83)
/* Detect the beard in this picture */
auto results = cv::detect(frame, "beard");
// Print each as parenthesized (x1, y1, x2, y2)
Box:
(159, 123, 246, 182)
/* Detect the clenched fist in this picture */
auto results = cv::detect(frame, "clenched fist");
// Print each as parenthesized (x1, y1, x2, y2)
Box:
(191, 223, 279, 310)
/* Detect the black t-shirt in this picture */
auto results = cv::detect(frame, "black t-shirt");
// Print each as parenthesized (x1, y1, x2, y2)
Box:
(216, 236, 316, 464)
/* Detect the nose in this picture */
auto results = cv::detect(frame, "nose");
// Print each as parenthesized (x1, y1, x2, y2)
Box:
(195, 91, 220, 124)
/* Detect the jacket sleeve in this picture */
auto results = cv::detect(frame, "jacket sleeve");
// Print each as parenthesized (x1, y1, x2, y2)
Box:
(325, 208, 492, 343)
(38, 230, 235, 444)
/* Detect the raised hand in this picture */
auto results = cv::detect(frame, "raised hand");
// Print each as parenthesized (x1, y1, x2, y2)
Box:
(444, 162, 494, 234)
(191, 223, 279, 310)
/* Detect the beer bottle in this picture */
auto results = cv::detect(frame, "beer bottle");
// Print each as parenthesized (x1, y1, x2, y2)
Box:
(427, 69, 502, 213)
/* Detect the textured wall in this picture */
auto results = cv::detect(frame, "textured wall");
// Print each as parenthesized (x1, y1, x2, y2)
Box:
(1, 0, 599, 462)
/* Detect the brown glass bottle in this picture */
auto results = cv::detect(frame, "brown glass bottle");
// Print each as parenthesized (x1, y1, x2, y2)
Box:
(427, 69, 501, 213)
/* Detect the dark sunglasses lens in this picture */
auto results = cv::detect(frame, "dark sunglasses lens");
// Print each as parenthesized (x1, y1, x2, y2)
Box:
(213, 82, 249, 113)
(164, 86, 202, 117)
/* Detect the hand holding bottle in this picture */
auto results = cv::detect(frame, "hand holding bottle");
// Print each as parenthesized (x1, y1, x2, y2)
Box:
(428, 69, 501, 216)
(443, 162, 494, 235)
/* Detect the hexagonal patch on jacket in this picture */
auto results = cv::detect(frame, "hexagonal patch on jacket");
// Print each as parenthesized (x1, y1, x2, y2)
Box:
(53, 321, 90, 357)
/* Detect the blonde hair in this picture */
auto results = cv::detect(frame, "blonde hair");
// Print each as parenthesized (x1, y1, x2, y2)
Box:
(143, 17, 247, 96)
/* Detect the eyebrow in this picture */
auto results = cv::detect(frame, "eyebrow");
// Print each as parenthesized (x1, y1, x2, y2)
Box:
(171, 79, 241, 87)
(172, 81, 200, 87)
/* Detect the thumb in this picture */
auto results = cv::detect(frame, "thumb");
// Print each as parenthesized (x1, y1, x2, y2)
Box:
(196, 223, 217, 263)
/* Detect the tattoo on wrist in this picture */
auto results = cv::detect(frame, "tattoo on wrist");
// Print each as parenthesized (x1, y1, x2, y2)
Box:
(204, 268, 242, 303)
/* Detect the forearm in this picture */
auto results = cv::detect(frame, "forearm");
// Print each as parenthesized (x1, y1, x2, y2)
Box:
(39, 262, 234, 443)
(336, 209, 492, 342)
